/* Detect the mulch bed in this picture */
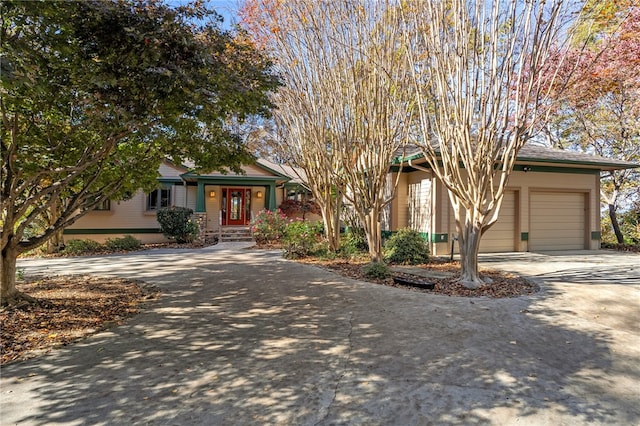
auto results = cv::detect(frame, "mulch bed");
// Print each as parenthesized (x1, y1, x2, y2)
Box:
(297, 257, 539, 298)
(0, 275, 159, 365)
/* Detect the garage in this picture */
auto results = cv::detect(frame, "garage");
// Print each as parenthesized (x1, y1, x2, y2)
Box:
(530, 191, 586, 251)
(480, 190, 517, 253)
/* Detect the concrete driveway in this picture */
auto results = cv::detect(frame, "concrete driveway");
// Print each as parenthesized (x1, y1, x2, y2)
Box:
(1, 246, 639, 425)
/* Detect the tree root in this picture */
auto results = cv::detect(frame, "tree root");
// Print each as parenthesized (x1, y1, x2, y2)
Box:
(0, 291, 40, 308)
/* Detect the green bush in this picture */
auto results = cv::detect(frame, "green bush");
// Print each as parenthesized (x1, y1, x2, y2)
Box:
(62, 239, 103, 255)
(383, 228, 429, 265)
(104, 235, 141, 251)
(157, 207, 199, 243)
(282, 220, 320, 259)
(250, 209, 289, 245)
(362, 261, 391, 279)
(342, 227, 368, 252)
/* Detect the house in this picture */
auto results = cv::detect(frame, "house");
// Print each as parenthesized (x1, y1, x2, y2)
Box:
(64, 159, 311, 243)
(66, 145, 638, 253)
(387, 144, 639, 256)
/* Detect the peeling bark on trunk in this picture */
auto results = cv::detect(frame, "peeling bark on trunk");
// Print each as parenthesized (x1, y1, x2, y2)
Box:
(364, 210, 383, 263)
(458, 221, 484, 289)
(319, 190, 342, 252)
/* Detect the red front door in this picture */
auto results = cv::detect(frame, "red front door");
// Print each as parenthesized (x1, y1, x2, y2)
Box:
(225, 188, 251, 226)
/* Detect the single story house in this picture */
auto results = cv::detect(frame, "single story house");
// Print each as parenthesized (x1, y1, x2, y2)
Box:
(388, 144, 639, 256)
(65, 159, 311, 244)
(66, 145, 638, 253)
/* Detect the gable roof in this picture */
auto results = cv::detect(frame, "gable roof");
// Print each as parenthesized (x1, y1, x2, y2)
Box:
(396, 144, 639, 171)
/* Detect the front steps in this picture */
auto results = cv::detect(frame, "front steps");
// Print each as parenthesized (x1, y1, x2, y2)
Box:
(217, 226, 254, 243)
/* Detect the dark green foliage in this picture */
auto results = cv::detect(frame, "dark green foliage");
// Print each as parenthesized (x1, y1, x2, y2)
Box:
(343, 228, 368, 251)
(104, 235, 141, 251)
(282, 220, 321, 259)
(362, 261, 391, 279)
(157, 207, 199, 243)
(62, 239, 103, 256)
(383, 228, 429, 265)
(1, 0, 279, 300)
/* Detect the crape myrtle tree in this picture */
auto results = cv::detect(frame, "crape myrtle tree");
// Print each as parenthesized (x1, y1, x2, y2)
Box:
(544, 4, 640, 244)
(241, 0, 344, 251)
(0, 0, 279, 305)
(402, 0, 582, 288)
(241, 0, 413, 260)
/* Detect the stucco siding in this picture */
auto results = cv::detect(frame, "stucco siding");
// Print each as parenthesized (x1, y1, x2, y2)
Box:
(68, 191, 162, 230)
(425, 169, 599, 255)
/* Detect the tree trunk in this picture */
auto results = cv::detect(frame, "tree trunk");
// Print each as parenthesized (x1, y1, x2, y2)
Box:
(1, 243, 20, 306)
(608, 203, 625, 244)
(364, 210, 383, 263)
(458, 221, 484, 289)
(320, 192, 342, 252)
(2, 241, 38, 306)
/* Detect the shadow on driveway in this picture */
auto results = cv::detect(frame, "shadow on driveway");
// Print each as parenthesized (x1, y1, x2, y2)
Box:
(1, 248, 638, 424)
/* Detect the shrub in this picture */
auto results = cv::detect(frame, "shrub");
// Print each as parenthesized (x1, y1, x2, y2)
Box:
(62, 239, 103, 255)
(157, 207, 199, 243)
(277, 199, 320, 219)
(341, 227, 368, 254)
(250, 209, 288, 245)
(104, 235, 141, 251)
(282, 220, 321, 259)
(383, 228, 429, 265)
(362, 261, 391, 279)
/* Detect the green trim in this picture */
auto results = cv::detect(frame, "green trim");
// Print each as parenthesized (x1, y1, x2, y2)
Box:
(591, 231, 601, 240)
(521, 232, 529, 241)
(392, 151, 424, 165)
(514, 165, 600, 175)
(196, 182, 206, 213)
(431, 233, 448, 243)
(180, 173, 284, 184)
(393, 150, 638, 170)
(266, 183, 277, 211)
(64, 228, 162, 235)
(515, 156, 638, 170)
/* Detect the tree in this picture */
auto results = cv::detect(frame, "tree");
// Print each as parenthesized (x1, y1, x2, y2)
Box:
(544, 5, 640, 243)
(1, 0, 278, 305)
(402, 0, 579, 288)
(241, 0, 413, 260)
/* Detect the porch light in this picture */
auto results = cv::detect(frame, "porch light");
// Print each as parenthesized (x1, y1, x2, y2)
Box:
(256, 190, 263, 199)
(209, 191, 216, 198)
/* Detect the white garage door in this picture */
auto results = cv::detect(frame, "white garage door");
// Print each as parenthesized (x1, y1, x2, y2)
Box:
(530, 192, 585, 251)
(480, 191, 516, 253)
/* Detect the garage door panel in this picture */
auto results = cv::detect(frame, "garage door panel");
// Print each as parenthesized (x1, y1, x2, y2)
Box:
(530, 192, 585, 251)
(480, 191, 516, 253)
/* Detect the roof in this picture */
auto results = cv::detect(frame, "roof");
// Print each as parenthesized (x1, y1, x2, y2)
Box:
(257, 159, 308, 185)
(396, 144, 639, 171)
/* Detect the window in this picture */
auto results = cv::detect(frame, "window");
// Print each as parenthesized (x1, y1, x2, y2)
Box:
(147, 188, 171, 210)
(94, 199, 111, 211)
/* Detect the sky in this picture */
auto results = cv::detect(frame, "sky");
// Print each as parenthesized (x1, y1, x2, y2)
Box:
(165, 0, 242, 29)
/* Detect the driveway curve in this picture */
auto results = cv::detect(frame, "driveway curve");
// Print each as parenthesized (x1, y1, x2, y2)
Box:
(2, 246, 639, 425)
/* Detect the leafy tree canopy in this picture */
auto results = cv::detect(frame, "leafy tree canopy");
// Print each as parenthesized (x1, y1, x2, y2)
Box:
(0, 0, 279, 303)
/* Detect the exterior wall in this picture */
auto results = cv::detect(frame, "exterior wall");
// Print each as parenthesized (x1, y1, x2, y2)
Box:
(392, 169, 600, 256)
(390, 172, 409, 230)
(65, 191, 170, 244)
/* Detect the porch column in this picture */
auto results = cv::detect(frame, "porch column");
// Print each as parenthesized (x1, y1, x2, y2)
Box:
(195, 181, 206, 213)
(266, 183, 277, 211)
